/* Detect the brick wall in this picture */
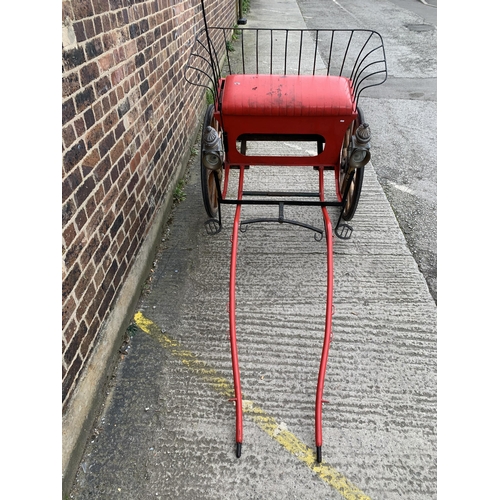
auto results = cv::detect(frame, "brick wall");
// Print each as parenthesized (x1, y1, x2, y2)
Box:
(62, 0, 237, 414)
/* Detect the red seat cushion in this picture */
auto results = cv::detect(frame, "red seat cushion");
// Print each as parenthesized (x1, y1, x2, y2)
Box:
(221, 74, 355, 117)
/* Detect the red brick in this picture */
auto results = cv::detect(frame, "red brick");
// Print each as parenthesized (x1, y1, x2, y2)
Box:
(86, 207, 104, 239)
(110, 138, 125, 163)
(63, 318, 77, 344)
(112, 260, 127, 290)
(62, 1, 73, 22)
(98, 52, 114, 72)
(64, 230, 85, 270)
(95, 75, 112, 97)
(102, 95, 111, 114)
(94, 234, 111, 266)
(62, 73, 80, 98)
(107, 89, 116, 109)
(94, 15, 103, 35)
(102, 184, 118, 212)
(101, 12, 112, 31)
(76, 281, 96, 321)
(103, 109, 118, 133)
(62, 262, 81, 300)
(80, 61, 99, 86)
(129, 150, 141, 172)
(124, 40, 137, 58)
(108, 11, 117, 29)
(97, 284, 116, 321)
(113, 45, 126, 64)
(111, 66, 125, 86)
(74, 117, 86, 136)
(62, 199, 77, 226)
(85, 37, 104, 60)
(93, 184, 106, 207)
(62, 296, 77, 331)
(81, 148, 101, 176)
(62, 124, 77, 149)
(74, 175, 96, 208)
(74, 207, 88, 231)
(63, 140, 86, 171)
(83, 18, 95, 38)
(78, 265, 96, 306)
(62, 98, 76, 126)
(92, 0, 110, 16)
(109, 0, 123, 10)
(85, 123, 104, 149)
(93, 101, 104, 121)
(94, 154, 112, 182)
(63, 222, 77, 247)
(73, 0, 94, 20)
(80, 234, 99, 269)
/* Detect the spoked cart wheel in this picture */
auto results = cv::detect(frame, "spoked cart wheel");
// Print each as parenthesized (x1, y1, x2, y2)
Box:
(337, 107, 370, 222)
(201, 104, 224, 219)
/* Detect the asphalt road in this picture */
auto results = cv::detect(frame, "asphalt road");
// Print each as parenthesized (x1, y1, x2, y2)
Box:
(297, 0, 437, 302)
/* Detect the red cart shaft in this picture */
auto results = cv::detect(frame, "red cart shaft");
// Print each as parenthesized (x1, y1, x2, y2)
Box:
(228, 167, 245, 457)
(227, 166, 335, 463)
(315, 167, 335, 463)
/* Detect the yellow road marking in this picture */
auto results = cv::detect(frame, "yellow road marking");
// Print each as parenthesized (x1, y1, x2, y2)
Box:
(134, 311, 371, 500)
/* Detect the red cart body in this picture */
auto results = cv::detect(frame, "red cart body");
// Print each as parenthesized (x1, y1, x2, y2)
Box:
(218, 74, 357, 167)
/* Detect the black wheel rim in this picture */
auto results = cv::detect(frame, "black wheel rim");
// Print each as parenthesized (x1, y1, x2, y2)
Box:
(339, 109, 365, 222)
(200, 104, 224, 218)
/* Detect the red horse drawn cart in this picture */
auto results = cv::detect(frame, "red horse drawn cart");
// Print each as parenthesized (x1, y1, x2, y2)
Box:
(185, 0, 387, 463)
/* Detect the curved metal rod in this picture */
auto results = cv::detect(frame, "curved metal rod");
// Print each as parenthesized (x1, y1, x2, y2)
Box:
(351, 44, 383, 82)
(339, 30, 354, 76)
(354, 67, 388, 101)
(315, 166, 334, 463)
(229, 166, 246, 456)
(239, 217, 324, 236)
(351, 46, 387, 89)
(349, 32, 374, 80)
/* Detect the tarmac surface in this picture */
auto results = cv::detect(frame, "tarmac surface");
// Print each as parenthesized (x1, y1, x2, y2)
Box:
(69, 1, 437, 499)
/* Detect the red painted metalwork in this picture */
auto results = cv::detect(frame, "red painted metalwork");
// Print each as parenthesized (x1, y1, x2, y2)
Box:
(225, 164, 336, 460)
(222, 75, 355, 116)
(216, 74, 357, 168)
(228, 167, 246, 452)
(315, 167, 335, 454)
(217, 72, 348, 460)
(185, 15, 388, 462)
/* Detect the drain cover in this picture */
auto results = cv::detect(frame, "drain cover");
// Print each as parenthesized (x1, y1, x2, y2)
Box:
(406, 24, 435, 32)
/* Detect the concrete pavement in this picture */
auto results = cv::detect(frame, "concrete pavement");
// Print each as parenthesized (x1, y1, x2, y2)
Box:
(68, 1, 437, 499)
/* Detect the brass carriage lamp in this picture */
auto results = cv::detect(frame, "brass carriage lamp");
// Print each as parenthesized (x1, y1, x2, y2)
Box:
(349, 123, 372, 168)
(202, 126, 224, 170)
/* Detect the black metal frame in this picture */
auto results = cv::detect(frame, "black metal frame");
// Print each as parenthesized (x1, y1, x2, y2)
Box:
(185, 27, 387, 110)
(204, 168, 357, 240)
